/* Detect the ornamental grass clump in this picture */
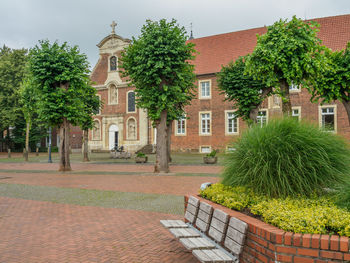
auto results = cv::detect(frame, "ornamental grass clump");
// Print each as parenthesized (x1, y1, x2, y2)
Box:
(222, 117, 350, 198)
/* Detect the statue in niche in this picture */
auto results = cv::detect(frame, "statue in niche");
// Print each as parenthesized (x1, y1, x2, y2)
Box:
(128, 120, 136, 140)
(93, 121, 100, 140)
(273, 94, 281, 107)
(110, 56, 117, 71)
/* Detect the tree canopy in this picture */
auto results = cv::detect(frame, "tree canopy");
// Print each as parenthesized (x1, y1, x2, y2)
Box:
(217, 56, 271, 123)
(246, 16, 327, 114)
(121, 19, 196, 172)
(308, 42, 350, 124)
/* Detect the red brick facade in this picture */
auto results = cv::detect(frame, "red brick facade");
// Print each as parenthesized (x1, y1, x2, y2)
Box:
(89, 14, 350, 153)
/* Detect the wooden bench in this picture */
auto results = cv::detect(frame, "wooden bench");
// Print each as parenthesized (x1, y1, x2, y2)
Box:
(160, 196, 248, 263)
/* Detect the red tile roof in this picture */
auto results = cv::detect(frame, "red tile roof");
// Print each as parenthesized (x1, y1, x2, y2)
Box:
(189, 14, 350, 75)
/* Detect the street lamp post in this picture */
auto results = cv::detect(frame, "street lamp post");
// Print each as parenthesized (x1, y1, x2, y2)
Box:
(48, 127, 52, 163)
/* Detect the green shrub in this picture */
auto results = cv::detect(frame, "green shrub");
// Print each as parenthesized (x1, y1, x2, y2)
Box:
(222, 117, 350, 197)
(334, 178, 350, 211)
(136, 152, 146, 158)
(207, 150, 217, 158)
(200, 183, 350, 237)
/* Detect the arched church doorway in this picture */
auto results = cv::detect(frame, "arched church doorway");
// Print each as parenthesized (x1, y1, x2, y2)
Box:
(108, 124, 119, 150)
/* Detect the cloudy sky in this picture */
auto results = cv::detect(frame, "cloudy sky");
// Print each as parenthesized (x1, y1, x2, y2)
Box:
(1, 0, 350, 69)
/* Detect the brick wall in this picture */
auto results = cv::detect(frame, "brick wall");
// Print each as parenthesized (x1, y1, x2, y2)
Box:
(185, 195, 350, 262)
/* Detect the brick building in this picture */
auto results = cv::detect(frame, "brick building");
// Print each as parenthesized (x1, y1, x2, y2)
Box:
(89, 14, 350, 153)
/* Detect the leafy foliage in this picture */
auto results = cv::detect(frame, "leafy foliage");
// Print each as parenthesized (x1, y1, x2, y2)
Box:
(200, 183, 350, 237)
(246, 16, 327, 111)
(222, 118, 350, 197)
(217, 56, 270, 121)
(120, 19, 196, 122)
(0, 45, 28, 131)
(28, 40, 91, 127)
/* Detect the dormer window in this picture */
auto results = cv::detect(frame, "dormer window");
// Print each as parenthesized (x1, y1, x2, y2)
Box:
(110, 56, 117, 71)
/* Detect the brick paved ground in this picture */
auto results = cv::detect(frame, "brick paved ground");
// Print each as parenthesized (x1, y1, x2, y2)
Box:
(0, 163, 222, 262)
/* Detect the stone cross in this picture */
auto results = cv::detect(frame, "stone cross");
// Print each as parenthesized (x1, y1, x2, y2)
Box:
(111, 21, 117, 34)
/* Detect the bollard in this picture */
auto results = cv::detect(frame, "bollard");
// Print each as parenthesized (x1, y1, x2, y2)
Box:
(7, 149, 11, 158)
(36, 147, 39, 156)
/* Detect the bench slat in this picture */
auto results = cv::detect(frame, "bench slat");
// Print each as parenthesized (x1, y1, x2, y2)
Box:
(185, 211, 196, 224)
(180, 237, 216, 250)
(160, 220, 188, 228)
(188, 196, 200, 207)
(170, 227, 201, 238)
(224, 236, 243, 255)
(192, 249, 213, 263)
(209, 227, 225, 243)
(228, 217, 248, 234)
(210, 249, 235, 262)
(226, 226, 245, 245)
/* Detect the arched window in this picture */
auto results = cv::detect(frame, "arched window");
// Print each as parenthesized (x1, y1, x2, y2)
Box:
(92, 120, 101, 140)
(127, 118, 137, 140)
(127, 91, 135, 112)
(109, 84, 118, 104)
(110, 56, 117, 71)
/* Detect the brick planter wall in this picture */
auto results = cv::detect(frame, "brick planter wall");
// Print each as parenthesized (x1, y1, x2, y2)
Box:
(184, 195, 350, 262)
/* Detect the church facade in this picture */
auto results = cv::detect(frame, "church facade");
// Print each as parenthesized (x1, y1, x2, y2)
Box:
(89, 14, 350, 153)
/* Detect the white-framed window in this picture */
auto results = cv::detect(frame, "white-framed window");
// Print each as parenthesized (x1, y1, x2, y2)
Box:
(257, 110, 268, 127)
(319, 105, 337, 132)
(199, 80, 211, 99)
(199, 112, 211, 135)
(200, 146, 211, 153)
(108, 84, 118, 105)
(292, 106, 301, 121)
(289, 82, 301, 92)
(175, 115, 186, 136)
(225, 110, 239, 135)
(226, 146, 236, 153)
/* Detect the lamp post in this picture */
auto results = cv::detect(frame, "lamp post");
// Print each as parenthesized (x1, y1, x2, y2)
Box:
(48, 127, 52, 163)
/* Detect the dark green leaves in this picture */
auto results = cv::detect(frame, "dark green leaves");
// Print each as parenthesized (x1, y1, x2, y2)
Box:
(121, 19, 196, 121)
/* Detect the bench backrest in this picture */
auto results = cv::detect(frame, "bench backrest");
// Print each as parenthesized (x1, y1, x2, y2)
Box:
(195, 202, 213, 233)
(184, 196, 200, 224)
(224, 216, 248, 256)
(208, 209, 229, 243)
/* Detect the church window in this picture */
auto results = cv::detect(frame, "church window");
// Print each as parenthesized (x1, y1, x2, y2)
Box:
(109, 84, 118, 104)
(127, 118, 137, 140)
(92, 120, 101, 140)
(110, 56, 117, 71)
(127, 91, 136, 112)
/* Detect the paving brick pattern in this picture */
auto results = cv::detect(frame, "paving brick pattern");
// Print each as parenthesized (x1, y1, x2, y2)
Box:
(0, 197, 197, 263)
(0, 163, 220, 262)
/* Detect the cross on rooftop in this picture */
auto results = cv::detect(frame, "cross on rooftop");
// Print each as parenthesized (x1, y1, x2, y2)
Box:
(111, 21, 117, 34)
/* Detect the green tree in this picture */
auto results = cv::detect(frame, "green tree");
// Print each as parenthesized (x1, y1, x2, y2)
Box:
(308, 43, 350, 125)
(28, 40, 91, 171)
(19, 76, 38, 161)
(246, 16, 326, 115)
(217, 56, 272, 125)
(79, 82, 101, 162)
(121, 19, 196, 173)
(0, 45, 28, 149)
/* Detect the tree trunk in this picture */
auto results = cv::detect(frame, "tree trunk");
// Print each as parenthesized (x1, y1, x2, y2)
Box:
(154, 110, 169, 173)
(59, 117, 72, 171)
(24, 121, 30, 162)
(83, 129, 89, 162)
(249, 87, 273, 125)
(342, 100, 350, 125)
(280, 79, 292, 116)
(167, 121, 172, 163)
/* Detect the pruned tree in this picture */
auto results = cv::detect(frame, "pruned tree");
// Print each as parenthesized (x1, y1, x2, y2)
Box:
(19, 77, 38, 161)
(28, 40, 91, 171)
(308, 43, 350, 124)
(121, 19, 196, 173)
(79, 82, 101, 162)
(217, 56, 272, 125)
(246, 16, 327, 115)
